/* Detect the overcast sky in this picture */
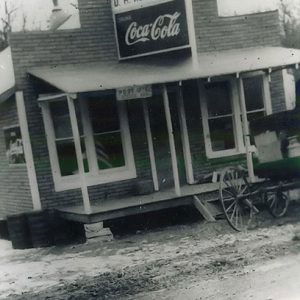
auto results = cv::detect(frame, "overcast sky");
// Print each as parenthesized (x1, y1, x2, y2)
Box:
(0, 0, 79, 31)
(0, 0, 299, 32)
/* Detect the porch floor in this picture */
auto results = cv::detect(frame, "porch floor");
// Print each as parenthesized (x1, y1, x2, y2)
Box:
(58, 182, 220, 224)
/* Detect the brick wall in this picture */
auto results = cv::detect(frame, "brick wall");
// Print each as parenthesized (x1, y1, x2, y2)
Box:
(5, 0, 286, 211)
(0, 97, 33, 219)
(193, 0, 281, 52)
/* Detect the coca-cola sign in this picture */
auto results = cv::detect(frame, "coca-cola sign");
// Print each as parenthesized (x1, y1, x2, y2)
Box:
(113, 0, 190, 59)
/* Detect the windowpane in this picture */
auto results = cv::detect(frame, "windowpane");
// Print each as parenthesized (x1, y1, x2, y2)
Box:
(50, 100, 83, 139)
(94, 132, 125, 170)
(56, 138, 89, 176)
(205, 82, 232, 117)
(50, 101, 72, 139)
(89, 97, 120, 134)
(209, 117, 235, 151)
(243, 77, 264, 112)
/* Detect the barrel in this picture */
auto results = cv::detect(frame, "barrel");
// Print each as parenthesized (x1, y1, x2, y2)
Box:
(27, 211, 53, 248)
(7, 213, 32, 249)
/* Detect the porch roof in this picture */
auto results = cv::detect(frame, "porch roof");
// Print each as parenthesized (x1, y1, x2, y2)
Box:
(28, 46, 300, 93)
(0, 47, 15, 104)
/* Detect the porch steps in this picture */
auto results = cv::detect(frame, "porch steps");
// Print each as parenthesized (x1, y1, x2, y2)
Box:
(192, 195, 223, 222)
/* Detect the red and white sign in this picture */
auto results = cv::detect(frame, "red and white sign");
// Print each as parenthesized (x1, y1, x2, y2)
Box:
(112, 0, 190, 60)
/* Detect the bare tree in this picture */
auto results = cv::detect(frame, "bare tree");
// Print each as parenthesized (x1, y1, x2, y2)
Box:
(0, 0, 18, 49)
(279, 0, 300, 48)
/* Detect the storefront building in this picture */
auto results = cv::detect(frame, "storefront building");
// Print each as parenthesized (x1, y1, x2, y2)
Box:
(1, 0, 300, 223)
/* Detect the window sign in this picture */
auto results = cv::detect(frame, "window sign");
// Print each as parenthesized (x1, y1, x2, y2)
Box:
(4, 126, 26, 164)
(112, 0, 190, 59)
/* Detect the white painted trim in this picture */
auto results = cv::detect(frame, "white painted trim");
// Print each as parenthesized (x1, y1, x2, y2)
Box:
(198, 80, 240, 159)
(176, 86, 194, 184)
(199, 75, 271, 160)
(40, 93, 136, 193)
(15, 91, 42, 211)
(79, 98, 98, 175)
(162, 84, 181, 196)
(237, 78, 255, 181)
(143, 100, 159, 191)
(262, 75, 273, 115)
(67, 95, 92, 214)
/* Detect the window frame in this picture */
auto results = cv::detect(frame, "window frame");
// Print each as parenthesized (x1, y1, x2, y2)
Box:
(199, 73, 272, 159)
(41, 95, 136, 192)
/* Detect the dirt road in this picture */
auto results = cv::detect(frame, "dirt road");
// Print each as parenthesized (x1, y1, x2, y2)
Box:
(1, 204, 300, 300)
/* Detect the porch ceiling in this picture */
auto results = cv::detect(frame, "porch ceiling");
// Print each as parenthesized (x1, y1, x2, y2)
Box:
(27, 46, 300, 93)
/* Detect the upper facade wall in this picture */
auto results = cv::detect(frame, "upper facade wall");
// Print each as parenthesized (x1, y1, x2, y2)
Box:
(10, 0, 281, 88)
(193, 0, 281, 52)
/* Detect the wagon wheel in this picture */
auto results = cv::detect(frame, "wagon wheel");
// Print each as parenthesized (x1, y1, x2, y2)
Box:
(219, 167, 258, 232)
(264, 188, 290, 218)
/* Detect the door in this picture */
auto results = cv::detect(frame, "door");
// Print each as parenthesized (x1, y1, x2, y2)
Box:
(147, 89, 186, 191)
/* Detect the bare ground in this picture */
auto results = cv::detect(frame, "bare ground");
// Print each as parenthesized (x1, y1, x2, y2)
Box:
(1, 203, 300, 300)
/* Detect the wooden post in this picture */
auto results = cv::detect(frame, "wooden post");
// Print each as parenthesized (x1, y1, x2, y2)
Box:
(176, 85, 194, 184)
(142, 100, 159, 191)
(237, 78, 255, 182)
(162, 84, 181, 196)
(16, 91, 42, 211)
(67, 94, 92, 214)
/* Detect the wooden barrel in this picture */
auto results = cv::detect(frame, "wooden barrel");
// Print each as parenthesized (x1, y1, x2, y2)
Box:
(27, 211, 53, 248)
(7, 214, 32, 249)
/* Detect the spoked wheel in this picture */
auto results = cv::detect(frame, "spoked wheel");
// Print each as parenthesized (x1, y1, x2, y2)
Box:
(219, 167, 258, 232)
(264, 188, 290, 218)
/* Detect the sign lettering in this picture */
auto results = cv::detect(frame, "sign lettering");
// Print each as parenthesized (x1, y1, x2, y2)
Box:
(116, 85, 153, 100)
(112, 0, 190, 59)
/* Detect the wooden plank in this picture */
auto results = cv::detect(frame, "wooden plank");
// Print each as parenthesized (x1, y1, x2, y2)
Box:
(142, 100, 159, 191)
(176, 86, 195, 184)
(193, 195, 216, 222)
(16, 91, 42, 211)
(162, 84, 181, 196)
(237, 78, 255, 182)
(67, 95, 92, 214)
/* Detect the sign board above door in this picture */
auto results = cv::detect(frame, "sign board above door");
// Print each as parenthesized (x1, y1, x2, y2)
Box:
(116, 85, 153, 100)
(112, 0, 190, 60)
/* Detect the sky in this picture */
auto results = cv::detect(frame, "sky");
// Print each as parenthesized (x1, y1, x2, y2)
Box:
(0, 0, 299, 32)
(0, 0, 80, 31)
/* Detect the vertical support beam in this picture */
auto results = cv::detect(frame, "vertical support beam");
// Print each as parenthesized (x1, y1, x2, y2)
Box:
(176, 85, 194, 184)
(67, 94, 92, 214)
(237, 78, 255, 182)
(162, 84, 181, 196)
(16, 91, 42, 211)
(142, 100, 159, 191)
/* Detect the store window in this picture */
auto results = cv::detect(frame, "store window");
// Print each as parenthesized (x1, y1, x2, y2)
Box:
(88, 97, 125, 170)
(41, 94, 136, 192)
(49, 100, 88, 176)
(205, 82, 236, 152)
(3, 126, 26, 165)
(200, 75, 271, 159)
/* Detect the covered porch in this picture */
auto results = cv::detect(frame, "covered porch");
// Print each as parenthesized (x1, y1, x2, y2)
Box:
(28, 46, 300, 223)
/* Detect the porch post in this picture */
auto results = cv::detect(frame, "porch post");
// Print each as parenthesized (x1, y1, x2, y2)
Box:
(16, 91, 42, 211)
(176, 85, 194, 184)
(67, 94, 92, 214)
(142, 100, 159, 191)
(237, 78, 255, 182)
(162, 84, 181, 196)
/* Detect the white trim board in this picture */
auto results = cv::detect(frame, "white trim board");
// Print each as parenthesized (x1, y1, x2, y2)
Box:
(16, 91, 41, 211)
